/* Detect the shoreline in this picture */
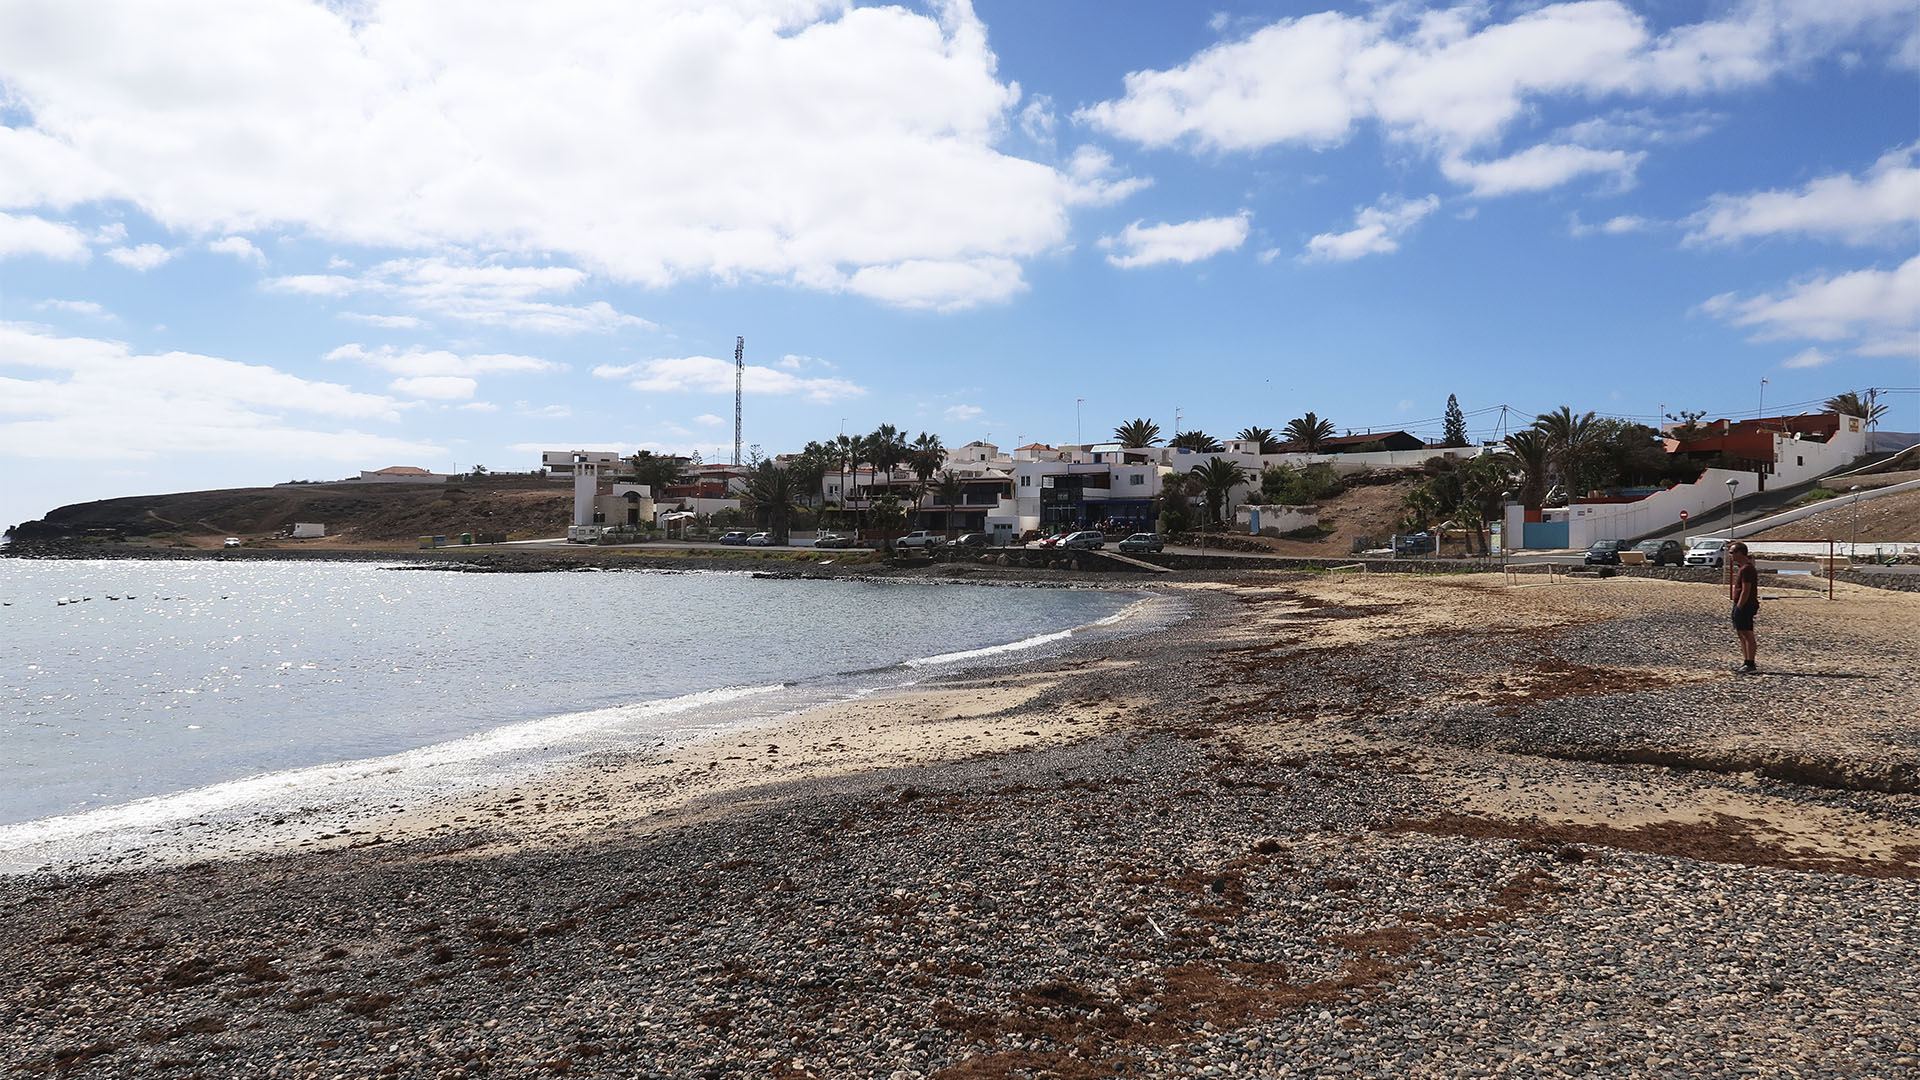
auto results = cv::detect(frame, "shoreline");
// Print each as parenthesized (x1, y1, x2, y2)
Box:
(4, 572, 1917, 1078)
(0, 577, 1179, 877)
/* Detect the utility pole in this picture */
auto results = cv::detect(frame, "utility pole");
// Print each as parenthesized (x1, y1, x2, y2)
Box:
(733, 336, 744, 467)
(1076, 398, 1084, 445)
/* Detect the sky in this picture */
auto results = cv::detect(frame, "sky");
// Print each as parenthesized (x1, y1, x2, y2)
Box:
(2, 0, 1917, 531)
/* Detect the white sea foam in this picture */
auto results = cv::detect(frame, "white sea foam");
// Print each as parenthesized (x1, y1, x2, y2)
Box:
(0, 682, 784, 870)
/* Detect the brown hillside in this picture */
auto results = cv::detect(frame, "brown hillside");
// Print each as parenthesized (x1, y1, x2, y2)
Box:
(19, 477, 572, 547)
(1749, 470, 1920, 543)
(1232, 477, 1424, 555)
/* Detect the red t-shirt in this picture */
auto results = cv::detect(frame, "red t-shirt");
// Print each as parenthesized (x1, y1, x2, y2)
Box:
(1731, 560, 1758, 607)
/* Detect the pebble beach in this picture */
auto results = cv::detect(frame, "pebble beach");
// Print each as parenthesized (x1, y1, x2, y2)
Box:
(4, 569, 1916, 1079)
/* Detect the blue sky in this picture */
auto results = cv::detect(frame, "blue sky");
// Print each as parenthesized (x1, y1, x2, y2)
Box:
(2, 0, 1916, 531)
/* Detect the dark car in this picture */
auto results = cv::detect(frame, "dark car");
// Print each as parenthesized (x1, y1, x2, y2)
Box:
(1059, 530, 1105, 550)
(717, 530, 749, 545)
(1117, 532, 1164, 553)
(813, 532, 852, 548)
(1585, 539, 1626, 565)
(950, 533, 990, 549)
(1633, 539, 1684, 566)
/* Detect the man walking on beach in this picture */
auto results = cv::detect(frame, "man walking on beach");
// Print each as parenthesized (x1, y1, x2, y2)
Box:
(1728, 542, 1759, 673)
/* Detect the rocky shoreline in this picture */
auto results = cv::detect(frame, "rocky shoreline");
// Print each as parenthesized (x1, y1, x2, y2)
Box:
(3, 572, 1916, 1079)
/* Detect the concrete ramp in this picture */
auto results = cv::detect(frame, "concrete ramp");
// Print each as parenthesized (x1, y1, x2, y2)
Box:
(1089, 549, 1172, 573)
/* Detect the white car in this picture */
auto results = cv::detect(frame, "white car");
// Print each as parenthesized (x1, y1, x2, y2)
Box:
(223, 537, 241, 548)
(1685, 537, 1729, 567)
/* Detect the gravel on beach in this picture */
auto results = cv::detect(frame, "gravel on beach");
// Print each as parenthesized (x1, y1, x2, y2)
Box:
(3, 571, 1916, 1079)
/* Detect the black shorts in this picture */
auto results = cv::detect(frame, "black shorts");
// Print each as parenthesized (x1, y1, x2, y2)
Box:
(1730, 604, 1758, 632)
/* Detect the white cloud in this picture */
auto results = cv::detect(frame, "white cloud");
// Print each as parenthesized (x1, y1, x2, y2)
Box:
(326, 342, 563, 377)
(0, 321, 435, 462)
(106, 243, 174, 271)
(0, 0, 1106, 310)
(269, 257, 649, 334)
(389, 375, 476, 400)
(1101, 213, 1250, 269)
(208, 235, 266, 264)
(1699, 254, 1920, 346)
(1782, 348, 1833, 369)
(1687, 142, 1920, 245)
(35, 299, 113, 319)
(338, 312, 429, 329)
(517, 404, 572, 420)
(693, 413, 725, 426)
(1078, 2, 1912, 189)
(594, 354, 866, 403)
(1569, 213, 1654, 237)
(1303, 194, 1438, 262)
(457, 401, 499, 412)
(1440, 145, 1644, 197)
(0, 212, 89, 260)
(945, 404, 983, 421)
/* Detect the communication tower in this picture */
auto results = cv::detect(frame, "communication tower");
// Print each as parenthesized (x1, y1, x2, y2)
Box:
(733, 336, 744, 466)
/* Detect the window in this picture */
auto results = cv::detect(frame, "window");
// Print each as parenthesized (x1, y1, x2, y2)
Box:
(1019, 476, 1031, 488)
(1128, 474, 1145, 486)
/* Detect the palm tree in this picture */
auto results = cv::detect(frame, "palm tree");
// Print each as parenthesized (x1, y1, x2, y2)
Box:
(1283, 413, 1336, 452)
(1113, 418, 1162, 448)
(1237, 426, 1281, 454)
(1532, 406, 1598, 499)
(937, 471, 965, 534)
(1169, 430, 1223, 452)
(1502, 429, 1551, 510)
(1190, 457, 1248, 528)
(1825, 390, 1888, 429)
(909, 432, 946, 483)
(740, 462, 804, 543)
(867, 424, 905, 477)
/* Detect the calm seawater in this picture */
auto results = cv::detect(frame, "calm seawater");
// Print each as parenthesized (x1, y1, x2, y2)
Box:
(0, 559, 1143, 831)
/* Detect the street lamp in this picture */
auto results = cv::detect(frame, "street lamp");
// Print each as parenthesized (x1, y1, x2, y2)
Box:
(1724, 477, 1739, 582)
(1850, 485, 1862, 562)
(1501, 490, 1513, 572)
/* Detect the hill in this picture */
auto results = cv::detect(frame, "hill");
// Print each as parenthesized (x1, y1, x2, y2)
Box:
(7, 476, 573, 548)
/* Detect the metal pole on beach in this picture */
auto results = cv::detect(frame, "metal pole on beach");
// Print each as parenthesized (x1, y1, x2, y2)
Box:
(1724, 477, 1738, 585)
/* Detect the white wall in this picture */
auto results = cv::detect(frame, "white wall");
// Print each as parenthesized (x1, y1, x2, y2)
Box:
(1236, 504, 1320, 536)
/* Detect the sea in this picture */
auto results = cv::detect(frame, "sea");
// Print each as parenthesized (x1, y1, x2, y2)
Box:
(0, 558, 1170, 872)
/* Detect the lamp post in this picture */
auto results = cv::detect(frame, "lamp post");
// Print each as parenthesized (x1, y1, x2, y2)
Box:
(1850, 485, 1861, 562)
(1724, 477, 1739, 583)
(1501, 490, 1513, 572)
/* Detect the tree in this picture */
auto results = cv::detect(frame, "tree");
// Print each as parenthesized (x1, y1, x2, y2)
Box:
(1826, 390, 1888, 428)
(1237, 426, 1281, 454)
(740, 462, 803, 543)
(1158, 468, 1200, 532)
(1532, 405, 1599, 499)
(1190, 457, 1248, 528)
(937, 471, 965, 533)
(909, 432, 946, 483)
(1260, 461, 1341, 506)
(627, 451, 686, 499)
(1283, 412, 1336, 452)
(1169, 430, 1224, 452)
(1441, 395, 1468, 448)
(1114, 418, 1161, 448)
(790, 442, 834, 509)
(867, 424, 906, 477)
(1502, 429, 1550, 510)
(1664, 409, 1710, 442)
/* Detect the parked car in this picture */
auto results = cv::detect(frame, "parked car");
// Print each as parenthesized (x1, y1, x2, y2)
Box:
(223, 537, 242, 548)
(1585, 539, 1627, 565)
(717, 530, 749, 545)
(1395, 532, 1434, 555)
(1685, 537, 1729, 567)
(1117, 532, 1165, 553)
(1029, 533, 1065, 549)
(950, 533, 990, 549)
(1059, 530, 1105, 550)
(896, 530, 943, 549)
(1633, 539, 1684, 566)
(746, 532, 773, 546)
(813, 532, 852, 548)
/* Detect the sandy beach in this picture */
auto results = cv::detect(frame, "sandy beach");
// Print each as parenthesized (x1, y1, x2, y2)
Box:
(4, 569, 1916, 1079)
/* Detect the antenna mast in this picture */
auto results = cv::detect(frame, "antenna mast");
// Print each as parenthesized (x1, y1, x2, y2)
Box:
(733, 336, 744, 466)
